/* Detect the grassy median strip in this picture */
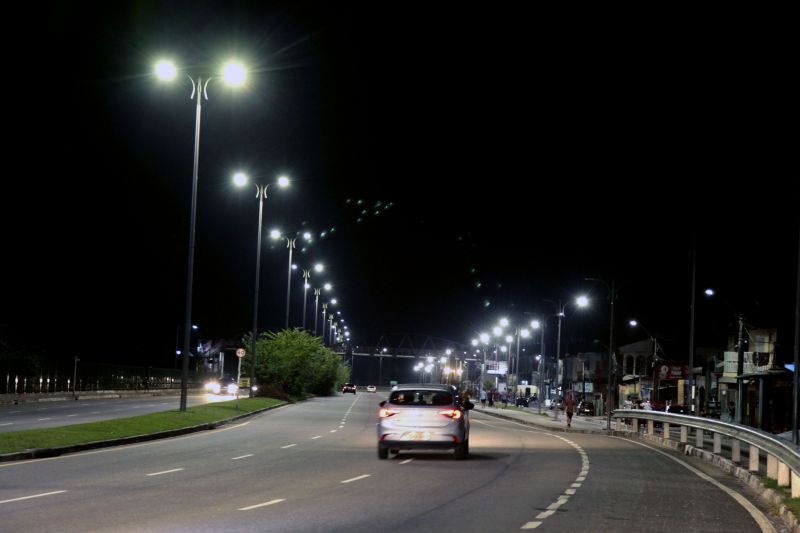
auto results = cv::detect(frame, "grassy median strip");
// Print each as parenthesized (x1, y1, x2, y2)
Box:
(0, 397, 284, 455)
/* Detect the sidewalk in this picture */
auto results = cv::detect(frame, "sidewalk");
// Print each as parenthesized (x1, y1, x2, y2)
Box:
(473, 404, 611, 434)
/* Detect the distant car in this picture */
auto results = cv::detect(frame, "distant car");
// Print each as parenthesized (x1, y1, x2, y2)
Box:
(515, 396, 529, 407)
(342, 383, 357, 394)
(577, 400, 595, 416)
(377, 384, 473, 460)
(366, 385, 377, 393)
(204, 376, 238, 395)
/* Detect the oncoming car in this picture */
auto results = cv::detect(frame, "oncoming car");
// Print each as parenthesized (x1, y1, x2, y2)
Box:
(377, 384, 473, 460)
(204, 376, 239, 395)
(366, 385, 377, 393)
(342, 383, 357, 394)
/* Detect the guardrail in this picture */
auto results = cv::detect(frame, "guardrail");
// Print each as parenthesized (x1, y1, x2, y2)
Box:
(612, 409, 800, 498)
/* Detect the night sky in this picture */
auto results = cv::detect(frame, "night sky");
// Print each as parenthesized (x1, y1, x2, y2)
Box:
(2, 3, 797, 370)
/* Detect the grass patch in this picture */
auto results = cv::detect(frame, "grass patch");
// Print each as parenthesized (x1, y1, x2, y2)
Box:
(762, 477, 800, 518)
(0, 397, 284, 455)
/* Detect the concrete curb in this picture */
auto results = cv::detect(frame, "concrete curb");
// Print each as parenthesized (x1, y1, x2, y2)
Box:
(477, 408, 799, 532)
(1, 390, 189, 405)
(0, 401, 289, 463)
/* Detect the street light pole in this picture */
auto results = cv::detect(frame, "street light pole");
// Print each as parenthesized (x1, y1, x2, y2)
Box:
(321, 303, 328, 339)
(284, 238, 296, 329)
(155, 59, 247, 412)
(313, 288, 321, 335)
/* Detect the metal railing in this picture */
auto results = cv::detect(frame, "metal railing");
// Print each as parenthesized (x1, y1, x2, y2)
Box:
(612, 408, 800, 498)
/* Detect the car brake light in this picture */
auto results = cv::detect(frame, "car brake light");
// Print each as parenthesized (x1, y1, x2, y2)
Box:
(379, 408, 400, 418)
(438, 409, 462, 420)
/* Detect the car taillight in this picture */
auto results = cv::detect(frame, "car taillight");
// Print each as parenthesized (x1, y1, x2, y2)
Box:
(379, 408, 400, 418)
(438, 409, 463, 420)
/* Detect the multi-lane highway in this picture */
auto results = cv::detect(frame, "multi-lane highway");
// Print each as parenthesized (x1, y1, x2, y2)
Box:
(0, 394, 217, 432)
(0, 394, 783, 532)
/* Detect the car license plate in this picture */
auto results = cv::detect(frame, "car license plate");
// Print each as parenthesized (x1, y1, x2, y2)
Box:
(401, 431, 431, 441)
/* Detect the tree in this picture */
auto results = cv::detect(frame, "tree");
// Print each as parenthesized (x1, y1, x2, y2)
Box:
(243, 329, 347, 398)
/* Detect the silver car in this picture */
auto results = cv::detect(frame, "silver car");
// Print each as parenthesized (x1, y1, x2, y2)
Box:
(377, 384, 473, 459)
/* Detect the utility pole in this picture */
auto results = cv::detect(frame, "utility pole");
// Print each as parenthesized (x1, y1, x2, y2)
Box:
(736, 315, 745, 425)
(688, 242, 697, 412)
(793, 218, 799, 445)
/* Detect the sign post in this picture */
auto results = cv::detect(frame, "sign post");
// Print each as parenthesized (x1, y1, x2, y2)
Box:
(236, 348, 246, 409)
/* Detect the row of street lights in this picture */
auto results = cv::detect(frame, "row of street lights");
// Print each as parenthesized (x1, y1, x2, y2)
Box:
(155, 58, 354, 409)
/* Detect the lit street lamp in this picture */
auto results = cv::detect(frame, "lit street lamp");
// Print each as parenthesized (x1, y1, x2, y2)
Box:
(582, 278, 617, 429)
(155, 58, 247, 411)
(271, 230, 312, 328)
(234, 172, 289, 397)
(301, 264, 324, 330)
(313, 282, 333, 336)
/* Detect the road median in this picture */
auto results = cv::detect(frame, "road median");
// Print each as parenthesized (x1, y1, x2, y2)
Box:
(0, 397, 287, 462)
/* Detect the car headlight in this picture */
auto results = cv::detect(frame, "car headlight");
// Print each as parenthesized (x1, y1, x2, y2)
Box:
(227, 384, 238, 395)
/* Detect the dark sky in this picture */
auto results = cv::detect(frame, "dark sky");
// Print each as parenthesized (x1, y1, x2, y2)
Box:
(2, 2, 797, 369)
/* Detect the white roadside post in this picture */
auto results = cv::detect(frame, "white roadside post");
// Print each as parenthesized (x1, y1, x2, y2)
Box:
(236, 348, 246, 409)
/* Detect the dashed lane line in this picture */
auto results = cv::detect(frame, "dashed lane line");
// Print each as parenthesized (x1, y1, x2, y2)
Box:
(146, 468, 184, 477)
(341, 474, 370, 484)
(0, 491, 67, 504)
(239, 499, 285, 511)
(231, 454, 253, 460)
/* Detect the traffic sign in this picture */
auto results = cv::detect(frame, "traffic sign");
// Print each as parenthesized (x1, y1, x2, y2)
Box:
(236, 348, 246, 358)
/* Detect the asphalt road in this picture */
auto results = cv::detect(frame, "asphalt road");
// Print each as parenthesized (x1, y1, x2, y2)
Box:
(0, 394, 220, 432)
(0, 394, 783, 532)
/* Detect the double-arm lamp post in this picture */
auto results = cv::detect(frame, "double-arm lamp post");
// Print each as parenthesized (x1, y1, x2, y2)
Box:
(233, 172, 289, 397)
(155, 58, 247, 412)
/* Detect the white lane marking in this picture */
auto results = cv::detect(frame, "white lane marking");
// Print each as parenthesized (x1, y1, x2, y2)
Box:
(37, 418, 52, 421)
(0, 490, 67, 504)
(89, 411, 101, 414)
(146, 468, 184, 476)
(67, 414, 77, 417)
(341, 474, 371, 484)
(339, 425, 345, 429)
(312, 436, 322, 440)
(281, 444, 296, 449)
(400, 459, 413, 465)
(330, 430, 337, 433)
(538, 510, 556, 518)
(565, 488, 576, 495)
(571, 483, 582, 488)
(521, 520, 543, 529)
(576, 476, 586, 482)
(8, 411, 20, 414)
(232, 454, 253, 460)
(239, 499, 285, 511)
(612, 437, 775, 533)
(0, 423, 13, 427)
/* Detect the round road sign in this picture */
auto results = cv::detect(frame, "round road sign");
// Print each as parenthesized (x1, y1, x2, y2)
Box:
(236, 348, 246, 358)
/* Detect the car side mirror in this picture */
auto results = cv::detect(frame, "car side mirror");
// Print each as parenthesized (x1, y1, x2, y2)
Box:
(379, 400, 386, 407)
(464, 401, 474, 410)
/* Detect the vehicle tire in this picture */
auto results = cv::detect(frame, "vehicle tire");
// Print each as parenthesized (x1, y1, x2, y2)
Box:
(378, 446, 388, 459)
(454, 440, 469, 460)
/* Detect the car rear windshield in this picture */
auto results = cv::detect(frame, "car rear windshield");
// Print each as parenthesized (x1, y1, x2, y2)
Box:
(389, 390, 453, 406)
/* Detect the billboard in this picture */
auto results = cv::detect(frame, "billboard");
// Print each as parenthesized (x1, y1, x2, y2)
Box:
(486, 361, 508, 375)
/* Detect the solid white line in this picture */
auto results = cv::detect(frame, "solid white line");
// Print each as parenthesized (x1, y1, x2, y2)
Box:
(238, 499, 285, 511)
(612, 437, 775, 533)
(341, 474, 371, 484)
(146, 468, 184, 476)
(232, 454, 253, 460)
(1, 490, 67, 504)
(400, 459, 414, 465)
(281, 444, 296, 449)
(0, 423, 13, 426)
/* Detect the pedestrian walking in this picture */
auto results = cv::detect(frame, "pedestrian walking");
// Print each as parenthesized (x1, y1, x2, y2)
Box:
(564, 393, 575, 428)
(501, 391, 508, 409)
(480, 389, 486, 408)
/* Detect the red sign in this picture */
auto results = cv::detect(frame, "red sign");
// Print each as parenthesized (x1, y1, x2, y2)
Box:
(658, 365, 688, 380)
